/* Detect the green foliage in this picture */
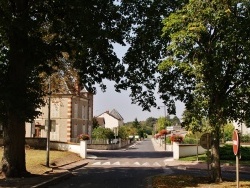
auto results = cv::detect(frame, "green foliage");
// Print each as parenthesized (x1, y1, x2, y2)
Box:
(92, 117, 99, 130)
(92, 127, 114, 140)
(220, 145, 250, 161)
(241, 134, 250, 143)
(170, 116, 181, 126)
(160, 0, 250, 128)
(115, 0, 185, 111)
(0, 0, 187, 177)
(132, 118, 141, 129)
(145, 117, 157, 127)
(156, 117, 171, 131)
(143, 117, 157, 135)
(118, 126, 128, 140)
(223, 123, 235, 141)
(124, 124, 138, 136)
(182, 137, 197, 144)
(160, 1, 250, 181)
(165, 136, 171, 144)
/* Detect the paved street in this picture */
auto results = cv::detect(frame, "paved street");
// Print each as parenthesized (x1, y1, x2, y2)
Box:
(49, 138, 173, 188)
(48, 138, 250, 188)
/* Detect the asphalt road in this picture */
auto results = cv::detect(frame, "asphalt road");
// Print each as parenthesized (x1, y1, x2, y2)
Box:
(48, 139, 250, 188)
(49, 139, 173, 188)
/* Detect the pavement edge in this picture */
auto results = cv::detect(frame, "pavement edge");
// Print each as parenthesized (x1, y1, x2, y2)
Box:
(31, 162, 89, 188)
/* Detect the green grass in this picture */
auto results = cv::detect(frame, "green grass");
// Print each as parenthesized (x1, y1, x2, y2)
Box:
(179, 154, 207, 162)
(179, 154, 250, 165)
(0, 148, 80, 175)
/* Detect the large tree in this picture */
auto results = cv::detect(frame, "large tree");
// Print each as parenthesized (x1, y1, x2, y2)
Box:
(0, 1, 126, 177)
(116, 0, 185, 111)
(159, 0, 250, 182)
(0, 0, 185, 178)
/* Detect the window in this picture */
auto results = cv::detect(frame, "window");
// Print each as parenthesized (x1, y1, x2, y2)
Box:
(74, 103, 78, 118)
(82, 105, 85, 119)
(51, 120, 56, 132)
(82, 125, 86, 133)
(51, 102, 60, 118)
(89, 107, 92, 120)
(73, 124, 78, 138)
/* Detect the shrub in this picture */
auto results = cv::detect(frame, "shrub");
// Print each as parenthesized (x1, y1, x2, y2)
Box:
(220, 144, 250, 161)
(241, 134, 250, 143)
(182, 137, 197, 144)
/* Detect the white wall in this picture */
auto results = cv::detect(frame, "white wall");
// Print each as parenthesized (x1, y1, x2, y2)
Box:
(173, 142, 207, 159)
(99, 113, 119, 129)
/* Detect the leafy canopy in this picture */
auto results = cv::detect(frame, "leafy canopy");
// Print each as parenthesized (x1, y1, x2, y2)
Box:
(160, 0, 250, 127)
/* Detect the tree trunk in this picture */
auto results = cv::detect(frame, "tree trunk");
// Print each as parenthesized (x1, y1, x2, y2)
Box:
(1, 0, 29, 178)
(211, 125, 222, 182)
(2, 117, 27, 177)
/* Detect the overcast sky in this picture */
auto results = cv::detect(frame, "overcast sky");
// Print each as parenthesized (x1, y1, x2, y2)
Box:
(93, 43, 185, 123)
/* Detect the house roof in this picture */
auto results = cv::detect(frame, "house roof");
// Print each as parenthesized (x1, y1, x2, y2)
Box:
(109, 109, 124, 120)
(97, 109, 124, 121)
(96, 117, 105, 126)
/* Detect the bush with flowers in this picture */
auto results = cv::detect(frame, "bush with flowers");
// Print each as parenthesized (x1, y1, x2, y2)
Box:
(78, 133, 90, 141)
(170, 134, 183, 143)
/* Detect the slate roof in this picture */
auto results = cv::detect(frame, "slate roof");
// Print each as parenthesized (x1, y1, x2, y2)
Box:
(97, 109, 124, 121)
(109, 109, 124, 120)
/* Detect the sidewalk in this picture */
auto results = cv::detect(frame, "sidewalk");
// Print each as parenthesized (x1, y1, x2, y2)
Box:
(151, 138, 250, 174)
(151, 138, 166, 151)
(0, 157, 90, 188)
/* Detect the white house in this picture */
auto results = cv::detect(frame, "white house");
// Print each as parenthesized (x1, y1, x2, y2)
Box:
(97, 109, 124, 130)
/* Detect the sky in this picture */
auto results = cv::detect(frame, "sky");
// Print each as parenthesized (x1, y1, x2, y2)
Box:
(93, 83, 185, 122)
(93, 44, 185, 123)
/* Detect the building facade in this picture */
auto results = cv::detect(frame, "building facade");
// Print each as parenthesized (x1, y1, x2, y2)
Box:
(97, 109, 124, 131)
(25, 90, 93, 143)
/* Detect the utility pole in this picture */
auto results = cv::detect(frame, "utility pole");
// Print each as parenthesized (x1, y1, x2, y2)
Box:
(158, 105, 167, 120)
(158, 105, 167, 150)
(46, 76, 51, 167)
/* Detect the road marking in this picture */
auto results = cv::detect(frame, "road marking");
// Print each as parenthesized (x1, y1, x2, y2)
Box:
(121, 162, 130, 166)
(142, 162, 150, 166)
(92, 161, 101, 165)
(90, 161, 164, 167)
(112, 161, 121, 165)
(133, 162, 140, 166)
(102, 162, 111, 165)
(153, 162, 161, 166)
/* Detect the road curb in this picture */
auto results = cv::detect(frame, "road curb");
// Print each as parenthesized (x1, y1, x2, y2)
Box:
(31, 162, 89, 188)
(31, 172, 73, 188)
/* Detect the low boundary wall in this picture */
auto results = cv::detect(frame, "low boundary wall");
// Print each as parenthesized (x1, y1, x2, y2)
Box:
(0, 138, 131, 152)
(173, 142, 206, 159)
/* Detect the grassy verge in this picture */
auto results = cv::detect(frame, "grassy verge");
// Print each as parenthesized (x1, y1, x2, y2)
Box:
(179, 154, 250, 165)
(153, 154, 250, 187)
(0, 148, 81, 175)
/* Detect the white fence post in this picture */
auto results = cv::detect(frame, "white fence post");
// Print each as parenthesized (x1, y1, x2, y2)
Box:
(80, 140, 87, 158)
